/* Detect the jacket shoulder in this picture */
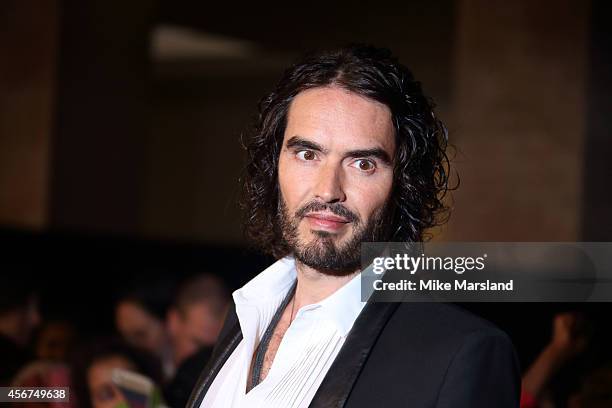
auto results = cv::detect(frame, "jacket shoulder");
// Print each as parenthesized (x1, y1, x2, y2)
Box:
(346, 303, 520, 407)
(390, 302, 509, 339)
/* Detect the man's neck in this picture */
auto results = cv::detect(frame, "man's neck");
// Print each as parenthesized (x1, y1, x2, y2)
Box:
(293, 261, 359, 310)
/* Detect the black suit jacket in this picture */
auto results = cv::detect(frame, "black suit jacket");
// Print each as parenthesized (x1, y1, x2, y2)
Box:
(187, 300, 520, 408)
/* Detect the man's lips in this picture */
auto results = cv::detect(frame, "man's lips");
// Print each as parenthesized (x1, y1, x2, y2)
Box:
(304, 212, 350, 230)
(305, 212, 349, 223)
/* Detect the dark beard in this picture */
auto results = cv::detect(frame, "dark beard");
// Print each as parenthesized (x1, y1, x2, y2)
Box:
(278, 197, 391, 276)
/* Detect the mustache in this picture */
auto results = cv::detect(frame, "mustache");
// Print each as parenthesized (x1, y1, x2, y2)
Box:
(295, 201, 360, 224)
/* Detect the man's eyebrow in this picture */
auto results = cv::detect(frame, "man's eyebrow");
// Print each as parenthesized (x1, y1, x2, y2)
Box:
(285, 136, 328, 153)
(345, 148, 393, 165)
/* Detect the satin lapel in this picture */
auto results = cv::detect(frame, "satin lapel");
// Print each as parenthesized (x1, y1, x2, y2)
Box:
(186, 322, 243, 408)
(309, 301, 400, 408)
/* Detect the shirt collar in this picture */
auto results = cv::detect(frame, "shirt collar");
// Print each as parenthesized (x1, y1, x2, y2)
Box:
(233, 256, 366, 337)
(315, 270, 366, 336)
(233, 256, 297, 306)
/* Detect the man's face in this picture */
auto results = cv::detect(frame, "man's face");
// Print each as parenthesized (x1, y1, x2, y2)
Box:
(278, 86, 395, 274)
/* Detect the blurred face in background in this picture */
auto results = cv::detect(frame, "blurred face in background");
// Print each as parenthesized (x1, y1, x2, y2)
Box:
(168, 301, 224, 365)
(36, 321, 76, 361)
(87, 355, 133, 408)
(115, 301, 166, 355)
(0, 295, 41, 346)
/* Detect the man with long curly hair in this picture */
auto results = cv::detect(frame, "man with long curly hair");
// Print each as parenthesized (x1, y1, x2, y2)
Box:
(188, 45, 520, 408)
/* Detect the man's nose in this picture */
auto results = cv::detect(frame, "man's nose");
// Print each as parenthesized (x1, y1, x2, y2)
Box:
(313, 162, 346, 203)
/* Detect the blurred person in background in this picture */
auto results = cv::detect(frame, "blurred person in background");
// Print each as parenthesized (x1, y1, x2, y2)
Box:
(0, 268, 40, 385)
(114, 279, 176, 380)
(35, 319, 78, 361)
(12, 360, 73, 408)
(167, 274, 229, 367)
(11, 319, 77, 404)
(165, 274, 229, 408)
(71, 337, 164, 408)
(521, 312, 590, 408)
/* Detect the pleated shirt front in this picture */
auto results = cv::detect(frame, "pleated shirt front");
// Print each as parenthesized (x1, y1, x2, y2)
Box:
(201, 256, 366, 408)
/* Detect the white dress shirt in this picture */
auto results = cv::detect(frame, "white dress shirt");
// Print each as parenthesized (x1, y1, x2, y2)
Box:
(201, 256, 366, 408)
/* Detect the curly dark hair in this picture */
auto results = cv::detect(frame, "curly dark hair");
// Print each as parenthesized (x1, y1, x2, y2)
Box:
(241, 44, 453, 259)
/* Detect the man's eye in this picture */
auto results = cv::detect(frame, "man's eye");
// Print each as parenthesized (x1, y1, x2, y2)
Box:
(296, 150, 317, 161)
(352, 159, 376, 172)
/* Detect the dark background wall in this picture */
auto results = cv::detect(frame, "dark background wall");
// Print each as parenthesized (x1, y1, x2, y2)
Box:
(6, 1, 603, 243)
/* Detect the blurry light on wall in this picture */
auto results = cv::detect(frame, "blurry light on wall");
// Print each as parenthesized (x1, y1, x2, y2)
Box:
(150, 25, 258, 61)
